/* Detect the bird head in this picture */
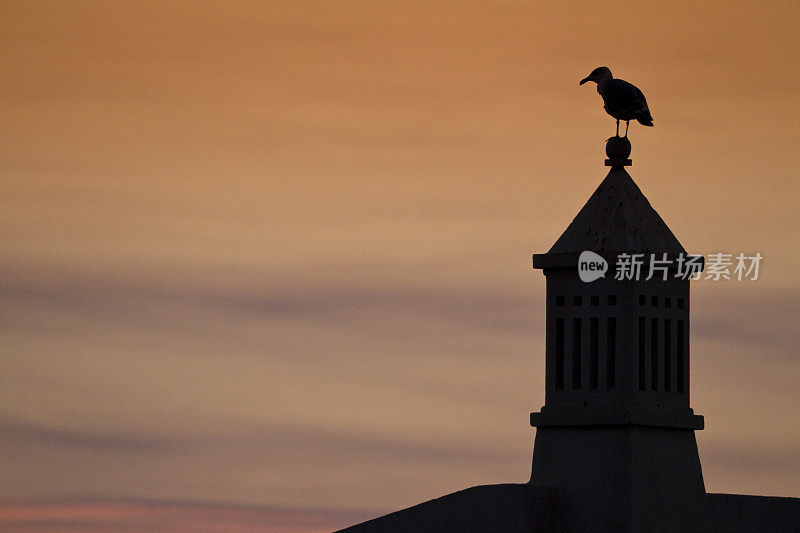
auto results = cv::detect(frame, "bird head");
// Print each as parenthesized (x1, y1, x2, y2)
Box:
(580, 66, 612, 86)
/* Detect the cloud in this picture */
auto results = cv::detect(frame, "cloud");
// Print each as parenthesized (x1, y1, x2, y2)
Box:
(0, 258, 544, 348)
(0, 499, 370, 533)
(0, 415, 188, 453)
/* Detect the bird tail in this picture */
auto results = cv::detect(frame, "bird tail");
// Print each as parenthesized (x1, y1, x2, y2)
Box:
(638, 110, 654, 127)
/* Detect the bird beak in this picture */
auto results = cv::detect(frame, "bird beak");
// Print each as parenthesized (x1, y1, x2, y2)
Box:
(579, 76, 590, 85)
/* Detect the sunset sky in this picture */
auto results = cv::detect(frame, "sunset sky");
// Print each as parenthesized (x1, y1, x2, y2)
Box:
(1, 1, 799, 530)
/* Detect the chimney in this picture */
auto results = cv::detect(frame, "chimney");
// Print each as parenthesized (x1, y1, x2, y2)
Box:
(528, 138, 710, 531)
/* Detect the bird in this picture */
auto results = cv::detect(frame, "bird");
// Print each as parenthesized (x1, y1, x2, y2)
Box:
(580, 66, 653, 137)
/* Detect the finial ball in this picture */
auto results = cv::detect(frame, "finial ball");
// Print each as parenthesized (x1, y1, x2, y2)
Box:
(606, 136, 632, 160)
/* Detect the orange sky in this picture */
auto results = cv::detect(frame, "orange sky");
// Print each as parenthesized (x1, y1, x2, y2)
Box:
(1, 1, 799, 530)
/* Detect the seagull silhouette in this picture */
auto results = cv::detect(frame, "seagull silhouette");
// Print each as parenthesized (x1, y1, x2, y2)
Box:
(580, 66, 653, 137)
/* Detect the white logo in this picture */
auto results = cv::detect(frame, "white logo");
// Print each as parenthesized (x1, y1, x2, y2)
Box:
(579, 251, 608, 282)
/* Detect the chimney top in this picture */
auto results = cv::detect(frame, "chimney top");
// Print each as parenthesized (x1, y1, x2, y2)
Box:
(533, 140, 688, 270)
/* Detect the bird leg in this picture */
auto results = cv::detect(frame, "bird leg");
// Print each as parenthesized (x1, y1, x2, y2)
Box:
(616, 120, 620, 137)
(624, 120, 630, 137)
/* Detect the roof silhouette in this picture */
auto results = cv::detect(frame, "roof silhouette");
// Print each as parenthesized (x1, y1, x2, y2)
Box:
(339, 484, 559, 533)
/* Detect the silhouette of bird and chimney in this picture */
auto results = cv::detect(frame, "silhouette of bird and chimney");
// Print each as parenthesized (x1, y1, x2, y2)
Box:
(341, 68, 799, 532)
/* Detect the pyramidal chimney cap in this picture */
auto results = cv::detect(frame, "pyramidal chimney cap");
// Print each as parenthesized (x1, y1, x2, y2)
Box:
(532, 139, 696, 270)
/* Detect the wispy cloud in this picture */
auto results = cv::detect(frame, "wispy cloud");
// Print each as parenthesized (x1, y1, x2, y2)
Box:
(0, 499, 369, 533)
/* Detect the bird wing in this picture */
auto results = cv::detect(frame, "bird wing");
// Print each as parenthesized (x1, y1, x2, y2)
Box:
(604, 79, 650, 116)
